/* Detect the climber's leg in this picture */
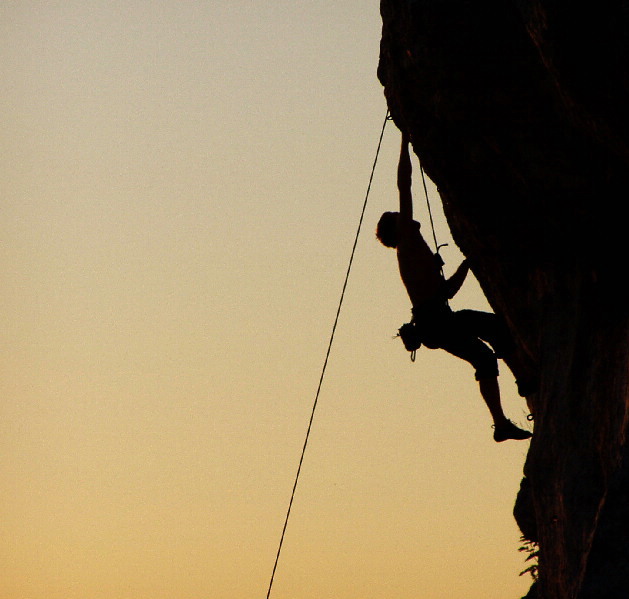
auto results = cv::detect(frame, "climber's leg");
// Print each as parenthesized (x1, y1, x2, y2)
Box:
(437, 331, 531, 441)
(478, 376, 508, 425)
(478, 377, 532, 441)
(454, 310, 539, 397)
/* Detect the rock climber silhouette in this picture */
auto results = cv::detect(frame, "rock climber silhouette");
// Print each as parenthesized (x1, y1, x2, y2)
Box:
(376, 132, 532, 442)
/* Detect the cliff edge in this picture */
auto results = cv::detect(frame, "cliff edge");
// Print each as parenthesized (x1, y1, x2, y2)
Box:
(378, 2, 629, 597)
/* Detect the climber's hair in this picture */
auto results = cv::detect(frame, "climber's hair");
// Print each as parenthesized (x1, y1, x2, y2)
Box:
(376, 211, 399, 248)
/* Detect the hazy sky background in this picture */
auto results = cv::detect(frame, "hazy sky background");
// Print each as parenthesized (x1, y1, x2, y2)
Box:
(2, 2, 533, 598)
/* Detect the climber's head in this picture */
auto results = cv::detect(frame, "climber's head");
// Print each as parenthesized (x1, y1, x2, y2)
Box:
(376, 212, 421, 248)
(376, 211, 400, 248)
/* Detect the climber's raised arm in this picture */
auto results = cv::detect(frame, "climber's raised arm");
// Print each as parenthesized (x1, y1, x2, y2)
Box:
(397, 133, 413, 222)
(444, 259, 469, 299)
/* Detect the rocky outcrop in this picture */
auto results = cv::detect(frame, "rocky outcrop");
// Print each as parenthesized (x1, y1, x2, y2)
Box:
(378, 2, 629, 597)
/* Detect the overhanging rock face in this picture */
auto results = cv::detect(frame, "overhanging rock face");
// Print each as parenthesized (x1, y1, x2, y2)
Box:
(378, 2, 629, 597)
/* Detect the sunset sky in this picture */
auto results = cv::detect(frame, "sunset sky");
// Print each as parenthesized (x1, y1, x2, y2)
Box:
(2, 2, 533, 598)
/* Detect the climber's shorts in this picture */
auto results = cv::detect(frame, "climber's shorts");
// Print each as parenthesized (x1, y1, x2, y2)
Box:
(412, 306, 506, 380)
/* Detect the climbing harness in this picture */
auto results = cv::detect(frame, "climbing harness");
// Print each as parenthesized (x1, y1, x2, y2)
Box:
(265, 110, 391, 599)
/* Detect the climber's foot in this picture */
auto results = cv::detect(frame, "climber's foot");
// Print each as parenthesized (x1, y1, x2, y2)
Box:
(493, 420, 532, 442)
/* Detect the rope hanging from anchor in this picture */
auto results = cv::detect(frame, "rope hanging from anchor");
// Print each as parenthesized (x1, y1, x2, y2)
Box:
(265, 109, 392, 599)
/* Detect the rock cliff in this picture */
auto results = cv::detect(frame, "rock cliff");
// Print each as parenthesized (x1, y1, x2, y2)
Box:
(378, 1, 629, 597)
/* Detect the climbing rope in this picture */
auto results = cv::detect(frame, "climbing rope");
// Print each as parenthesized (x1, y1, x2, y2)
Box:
(418, 161, 446, 276)
(418, 164, 439, 254)
(265, 110, 391, 599)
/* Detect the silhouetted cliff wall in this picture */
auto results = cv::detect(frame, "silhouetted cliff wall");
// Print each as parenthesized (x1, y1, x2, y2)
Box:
(379, 2, 629, 597)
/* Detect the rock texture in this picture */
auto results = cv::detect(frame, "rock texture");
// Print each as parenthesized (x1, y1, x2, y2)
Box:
(378, 2, 629, 597)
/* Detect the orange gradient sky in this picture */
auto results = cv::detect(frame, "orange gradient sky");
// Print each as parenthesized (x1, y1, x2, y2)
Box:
(2, 2, 533, 598)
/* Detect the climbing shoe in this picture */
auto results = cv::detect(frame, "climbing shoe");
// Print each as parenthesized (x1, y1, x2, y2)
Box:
(493, 420, 532, 442)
